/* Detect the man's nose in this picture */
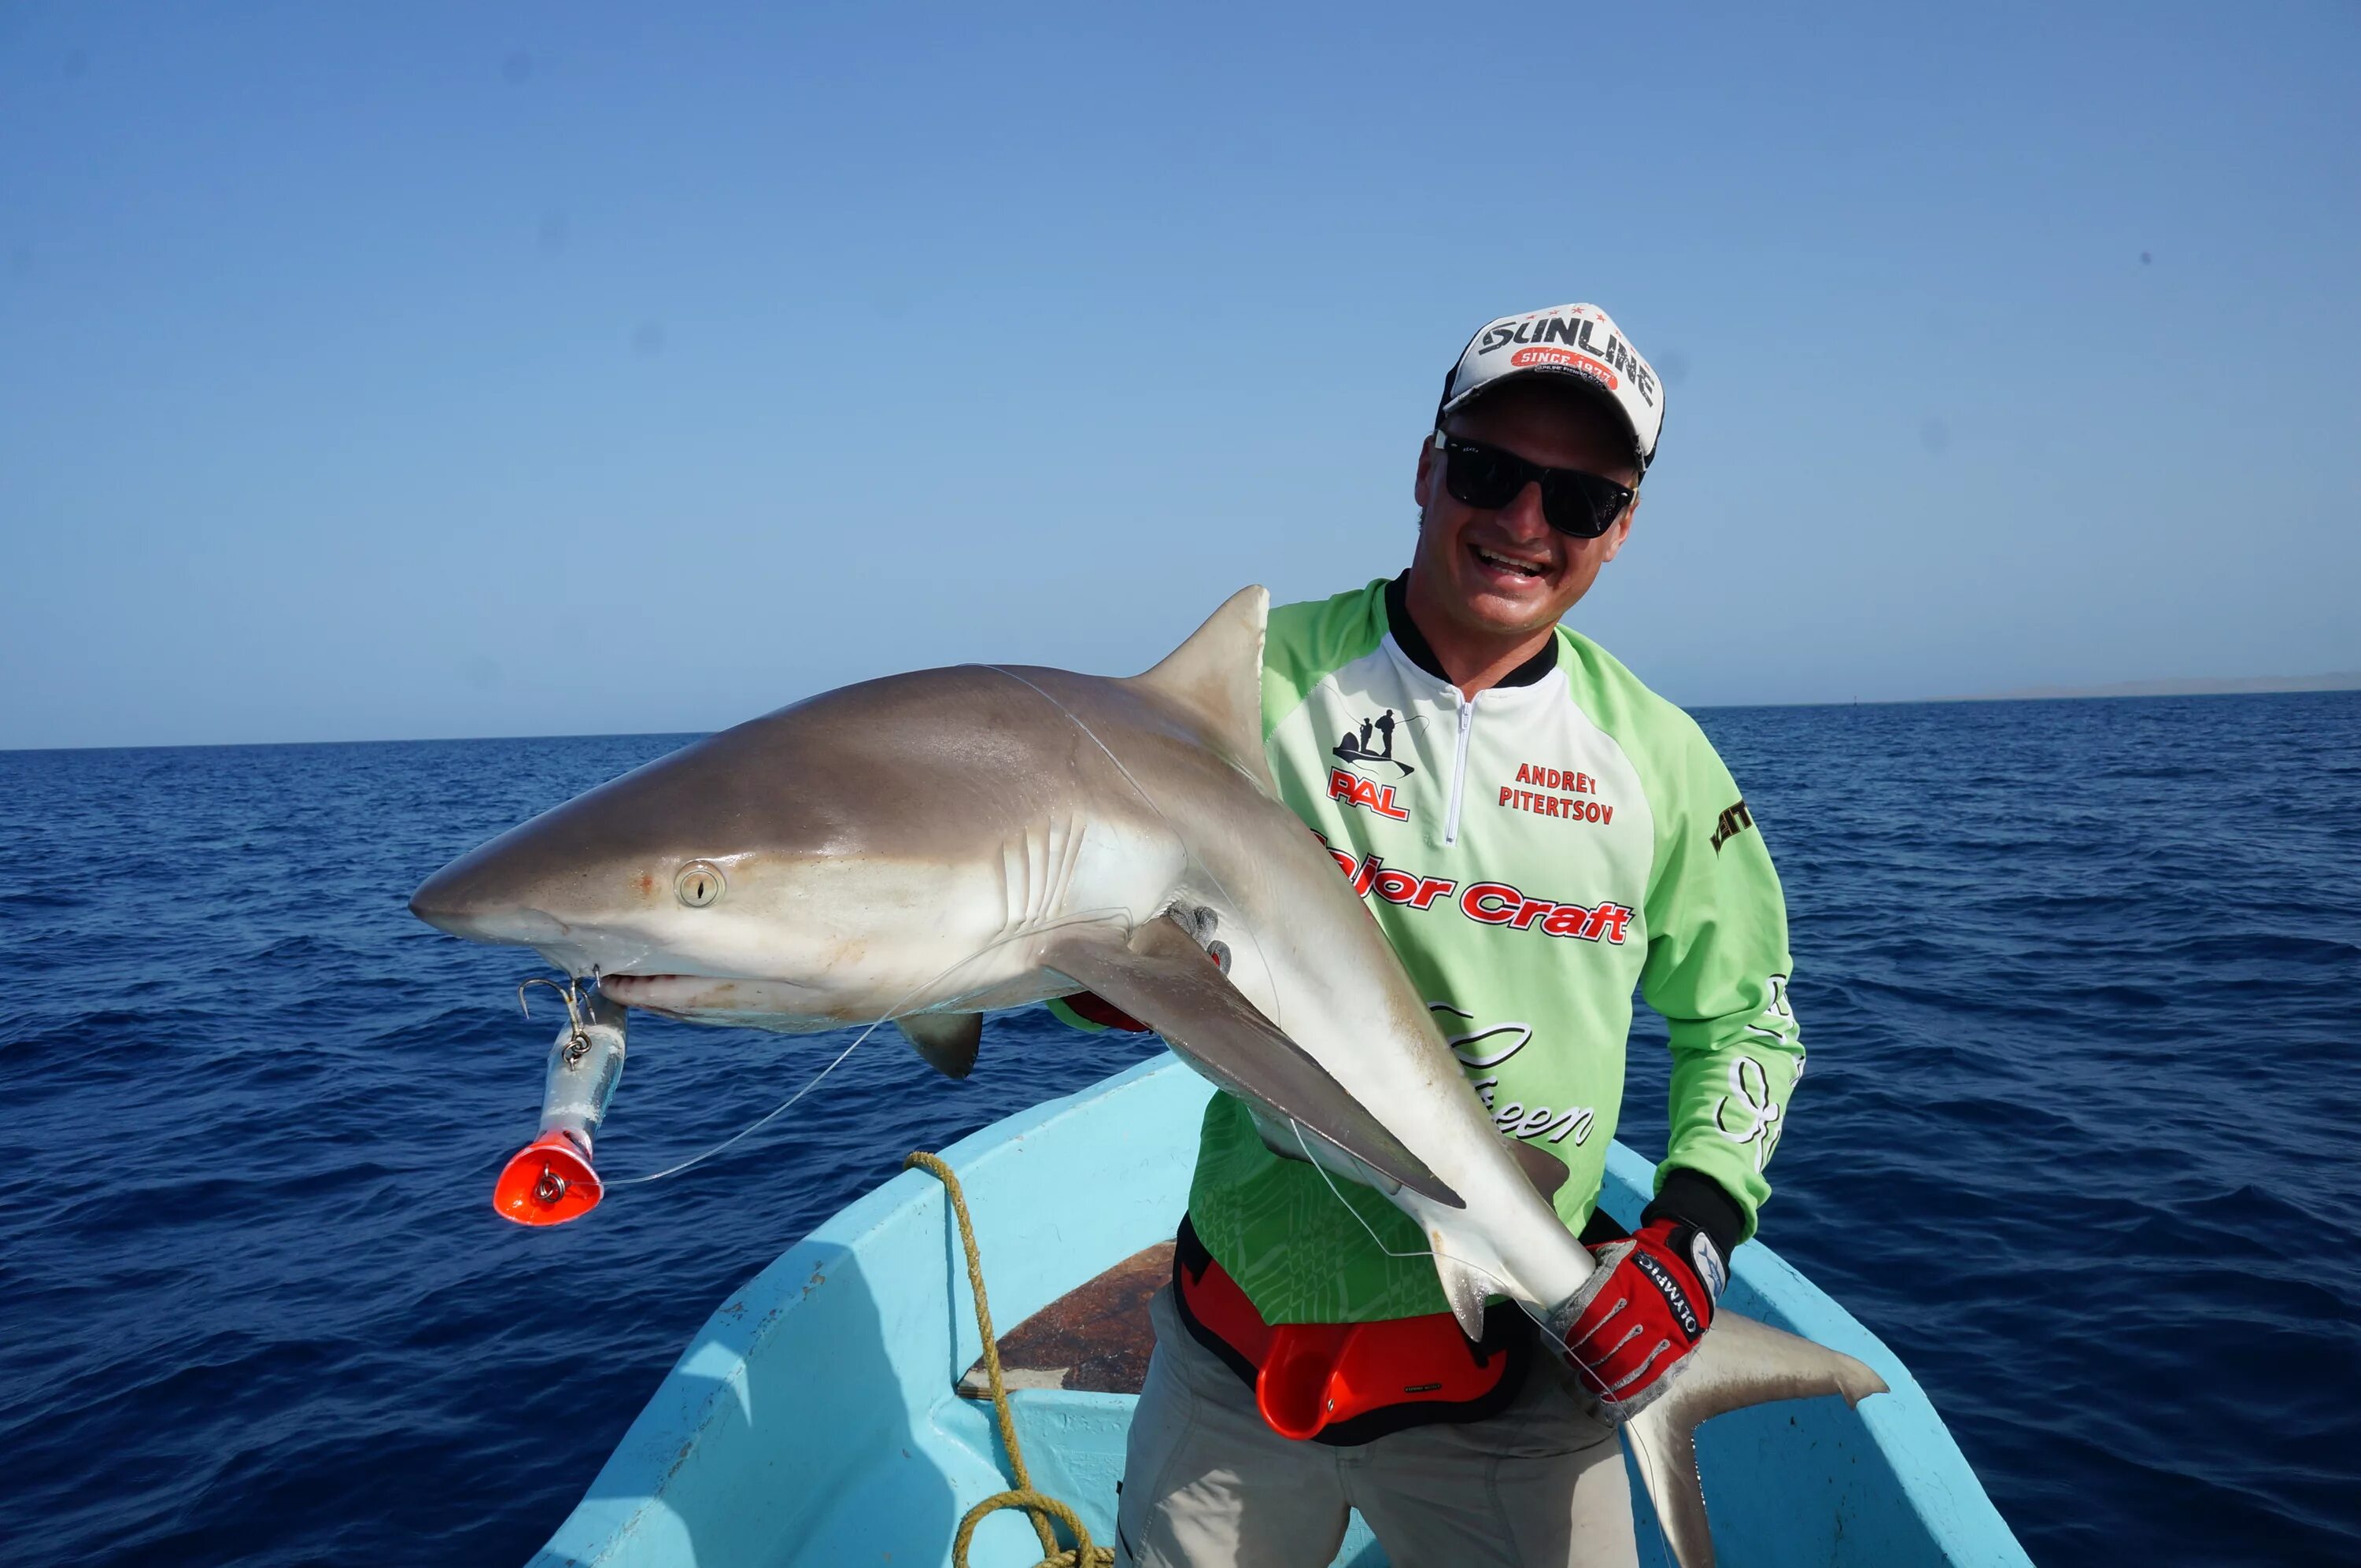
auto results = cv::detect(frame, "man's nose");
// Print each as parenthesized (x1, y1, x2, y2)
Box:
(1498, 481, 1554, 537)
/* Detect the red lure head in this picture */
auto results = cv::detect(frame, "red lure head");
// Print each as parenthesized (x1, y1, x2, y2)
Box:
(492, 1132, 602, 1226)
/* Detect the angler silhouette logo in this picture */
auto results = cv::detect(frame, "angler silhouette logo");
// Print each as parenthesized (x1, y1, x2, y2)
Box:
(1334, 709, 1414, 776)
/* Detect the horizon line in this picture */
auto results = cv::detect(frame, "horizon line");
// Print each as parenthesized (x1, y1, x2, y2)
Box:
(6, 672, 2357, 755)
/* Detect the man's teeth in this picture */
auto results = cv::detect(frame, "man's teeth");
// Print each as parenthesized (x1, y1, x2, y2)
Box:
(1474, 546, 1546, 577)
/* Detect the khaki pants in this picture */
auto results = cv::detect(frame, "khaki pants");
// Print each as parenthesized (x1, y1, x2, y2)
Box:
(1115, 1287, 1638, 1568)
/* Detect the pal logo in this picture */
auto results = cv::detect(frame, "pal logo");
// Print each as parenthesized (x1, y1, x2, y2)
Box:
(1328, 766, 1410, 822)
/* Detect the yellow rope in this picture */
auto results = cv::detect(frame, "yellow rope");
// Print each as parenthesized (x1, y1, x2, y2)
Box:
(905, 1150, 1116, 1568)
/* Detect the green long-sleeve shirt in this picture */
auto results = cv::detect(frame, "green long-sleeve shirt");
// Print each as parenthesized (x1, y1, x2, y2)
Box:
(1057, 577, 1804, 1323)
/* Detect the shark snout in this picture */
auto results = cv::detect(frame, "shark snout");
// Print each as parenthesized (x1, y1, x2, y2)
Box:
(408, 831, 704, 978)
(407, 867, 572, 948)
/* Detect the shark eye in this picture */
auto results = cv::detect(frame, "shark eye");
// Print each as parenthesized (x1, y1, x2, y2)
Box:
(675, 861, 725, 908)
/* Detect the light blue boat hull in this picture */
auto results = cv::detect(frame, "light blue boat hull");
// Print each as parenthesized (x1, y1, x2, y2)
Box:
(532, 1055, 2029, 1567)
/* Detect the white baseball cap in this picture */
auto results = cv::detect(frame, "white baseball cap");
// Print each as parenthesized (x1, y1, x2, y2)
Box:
(1436, 303, 1665, 472)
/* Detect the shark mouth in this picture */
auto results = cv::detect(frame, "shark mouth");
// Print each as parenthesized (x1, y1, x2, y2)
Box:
(597, 973, 828, 1019)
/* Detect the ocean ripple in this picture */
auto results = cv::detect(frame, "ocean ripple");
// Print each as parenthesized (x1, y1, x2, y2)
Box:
(3, 692, 2358, 1566)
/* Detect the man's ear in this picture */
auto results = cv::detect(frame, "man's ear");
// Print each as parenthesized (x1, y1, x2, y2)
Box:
(1413, 432, 1439, 507)
(1596, 494, 1639, 564)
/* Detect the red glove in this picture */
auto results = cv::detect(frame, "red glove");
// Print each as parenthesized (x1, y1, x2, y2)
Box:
(1060, 991, 1151, 1031)
(1561, 1213, 1727, 1417)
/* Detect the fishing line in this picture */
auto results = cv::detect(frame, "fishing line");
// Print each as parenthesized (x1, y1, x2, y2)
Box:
(1285, 1119, 1570, 1339)
(600, 907, 1138, 1186)
(1632, 1435, 1678, 1568)
(604, 1025, 871, 1186)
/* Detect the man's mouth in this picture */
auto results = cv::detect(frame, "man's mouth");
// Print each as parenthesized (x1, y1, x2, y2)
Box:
(1470, 543, 1550, 580)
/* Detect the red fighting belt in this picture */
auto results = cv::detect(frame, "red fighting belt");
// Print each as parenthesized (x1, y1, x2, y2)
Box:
(1170, 1217, 1532, 1444)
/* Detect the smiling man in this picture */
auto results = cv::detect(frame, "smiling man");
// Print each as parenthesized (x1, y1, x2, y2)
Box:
(1063, 304, 1806, 1568)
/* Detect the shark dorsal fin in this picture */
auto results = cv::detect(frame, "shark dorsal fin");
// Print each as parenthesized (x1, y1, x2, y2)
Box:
(1127, 585, 1277, 797)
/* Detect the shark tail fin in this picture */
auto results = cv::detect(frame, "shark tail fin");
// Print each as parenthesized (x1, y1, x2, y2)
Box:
(1126, 585, 1277, 798)
(1619, 1311, 1890, 1568)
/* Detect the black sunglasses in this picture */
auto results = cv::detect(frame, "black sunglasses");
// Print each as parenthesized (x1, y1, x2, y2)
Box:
(1433, 433, 1635, 539)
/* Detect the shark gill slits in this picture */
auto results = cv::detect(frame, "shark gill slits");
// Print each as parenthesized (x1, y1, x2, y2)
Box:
(675, 861, 725, 908)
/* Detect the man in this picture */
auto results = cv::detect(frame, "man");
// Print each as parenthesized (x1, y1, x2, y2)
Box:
(1055, 303, 1805, 1567)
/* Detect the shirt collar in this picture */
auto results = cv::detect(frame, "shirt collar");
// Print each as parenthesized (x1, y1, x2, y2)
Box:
(1383, 572, 1560, 690)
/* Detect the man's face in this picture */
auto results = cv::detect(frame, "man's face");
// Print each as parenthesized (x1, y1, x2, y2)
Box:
(1410, 380, 1642, 641)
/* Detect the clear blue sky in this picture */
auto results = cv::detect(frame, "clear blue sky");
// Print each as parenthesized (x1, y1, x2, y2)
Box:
(4, 2, 2355, 749)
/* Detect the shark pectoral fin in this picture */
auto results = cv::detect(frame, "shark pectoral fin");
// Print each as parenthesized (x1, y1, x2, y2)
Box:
(1503, 1138, 1568, 1201)
(1043, 915, 1459, 1209)
(896, 1013, 982, 1079)
(1125, 586, 1279, 798)
(1620, 1311, 1891, 1568)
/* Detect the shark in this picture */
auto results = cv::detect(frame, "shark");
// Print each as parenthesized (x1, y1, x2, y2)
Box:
(408, 585, 1884, 1566)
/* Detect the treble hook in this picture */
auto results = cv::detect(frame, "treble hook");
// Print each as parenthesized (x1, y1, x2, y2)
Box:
(519, 982, 595, 1067)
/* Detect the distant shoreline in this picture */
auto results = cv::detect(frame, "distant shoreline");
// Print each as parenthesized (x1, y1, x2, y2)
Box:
(1932, 671, 2361, 703)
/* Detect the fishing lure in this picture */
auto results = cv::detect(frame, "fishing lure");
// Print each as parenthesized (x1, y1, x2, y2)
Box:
(493, 979, 627, 1225)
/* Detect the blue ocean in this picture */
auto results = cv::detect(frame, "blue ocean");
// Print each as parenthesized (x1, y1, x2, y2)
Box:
(3, 692, 2356, 1566)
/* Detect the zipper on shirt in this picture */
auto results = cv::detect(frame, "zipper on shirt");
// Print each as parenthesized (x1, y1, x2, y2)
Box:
(1443, 696, 1476, 845)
